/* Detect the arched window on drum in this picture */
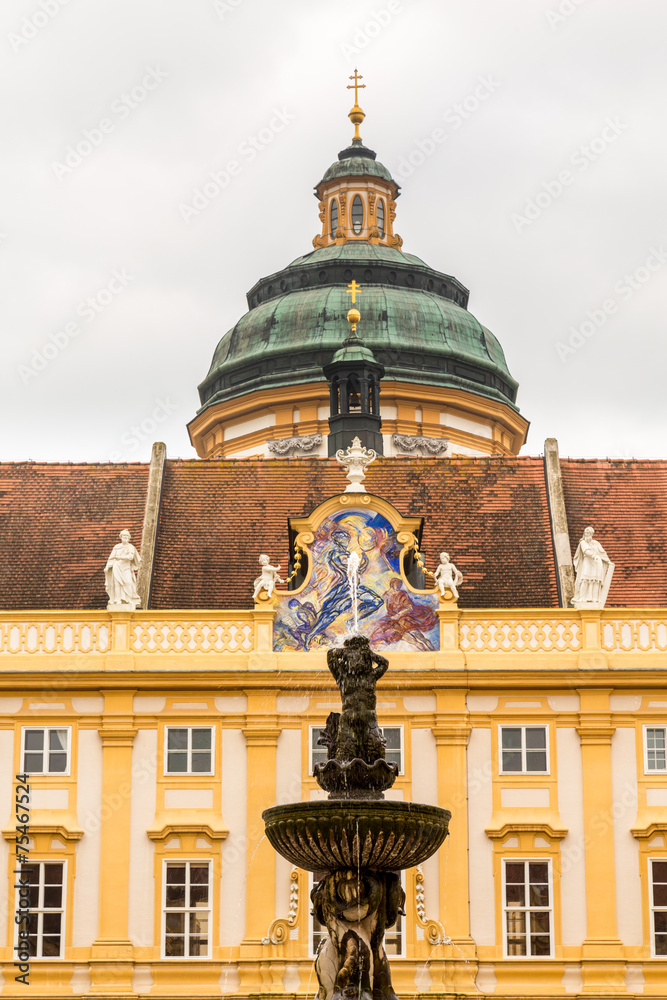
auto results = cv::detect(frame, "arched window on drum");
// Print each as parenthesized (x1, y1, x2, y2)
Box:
(377, 198, 385, 239)
(351, 195, 364, 235)
(330, 199, 338, 238)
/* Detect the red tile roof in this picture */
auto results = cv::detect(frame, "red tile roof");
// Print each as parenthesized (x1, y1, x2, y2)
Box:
(149, 456, 558, 610)
(5, 454, 664, 612)
(560, 458, 667, 607)
(0, 463, 148, 610)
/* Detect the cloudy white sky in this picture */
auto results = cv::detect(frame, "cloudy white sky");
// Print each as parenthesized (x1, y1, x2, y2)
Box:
(2, 0, 665, 463)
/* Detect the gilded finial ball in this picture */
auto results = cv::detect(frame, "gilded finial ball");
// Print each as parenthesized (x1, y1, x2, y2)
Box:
(347, 307, 361, 325)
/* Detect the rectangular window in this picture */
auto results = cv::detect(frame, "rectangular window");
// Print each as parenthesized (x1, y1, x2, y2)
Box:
(164, 727, 214, 774)
(163, 861, 211, 957)
(503, 860, 552, 957)
(310, 872, 405, 957)
(651, 859, 667, 956)
(17, 862, 65, 958)
(309, 725, 403, 775)
(22, 728, 70, 775)
(645, 727, 667, 773)
(500, 726, 549, 773)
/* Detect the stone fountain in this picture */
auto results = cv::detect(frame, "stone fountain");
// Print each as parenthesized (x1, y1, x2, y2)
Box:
(263, 635, 451, 1000)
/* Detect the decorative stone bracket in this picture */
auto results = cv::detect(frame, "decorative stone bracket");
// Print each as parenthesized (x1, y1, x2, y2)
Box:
(415, 866, 449, 946)
(263, 868, 299, 945)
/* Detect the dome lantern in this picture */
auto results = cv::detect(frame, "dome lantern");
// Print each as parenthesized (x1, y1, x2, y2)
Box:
(312, 73, 403, 251)
(323, 281, 385, 457)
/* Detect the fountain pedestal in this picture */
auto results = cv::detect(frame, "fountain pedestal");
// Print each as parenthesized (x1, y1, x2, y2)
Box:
(263, 636, 451, 1000)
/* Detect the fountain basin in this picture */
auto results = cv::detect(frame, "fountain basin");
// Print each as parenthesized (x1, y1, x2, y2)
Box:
(314, 757, 398, 798)
(263, 799, 450, 873)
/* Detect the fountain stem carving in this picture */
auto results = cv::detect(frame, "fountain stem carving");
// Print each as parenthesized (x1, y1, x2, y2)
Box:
(312, 870, 405, 1000)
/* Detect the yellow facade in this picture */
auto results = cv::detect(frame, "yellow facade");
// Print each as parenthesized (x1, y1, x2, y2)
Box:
(1, 602, 667, 997)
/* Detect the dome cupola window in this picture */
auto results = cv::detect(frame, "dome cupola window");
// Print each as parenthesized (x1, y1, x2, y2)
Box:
(377, 199, 385, 239)
(351, 195, 364, 235)
(347, 374, 362, 411)
(330, 199, 338, 238)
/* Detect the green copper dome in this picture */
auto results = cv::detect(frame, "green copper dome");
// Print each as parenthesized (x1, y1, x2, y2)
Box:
(197, 242, 519, 412)
(319, 141, 395, 185)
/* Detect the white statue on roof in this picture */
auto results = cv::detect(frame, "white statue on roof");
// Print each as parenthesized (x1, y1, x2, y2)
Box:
(104, 529, 141, 610)
(571, 526, 614, 609)
(336, 436, 377, 493)
(253, 554, 284, 601)
(433, 552, 463, 600)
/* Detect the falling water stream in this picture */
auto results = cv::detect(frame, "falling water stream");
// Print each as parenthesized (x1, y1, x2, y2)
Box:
(346, 549, 361, 634)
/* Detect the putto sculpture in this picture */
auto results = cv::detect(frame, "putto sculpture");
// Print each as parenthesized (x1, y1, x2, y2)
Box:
(433, 551, 463, 601)
(263, 635, 450, 1000)
(572, 526, 614, 608)
(104, 529, 141, 609)
(252, 554, 284, 601)
(336, 436, 377, 493)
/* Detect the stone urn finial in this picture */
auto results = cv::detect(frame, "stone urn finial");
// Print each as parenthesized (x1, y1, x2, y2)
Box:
(335, 436, 377, 493)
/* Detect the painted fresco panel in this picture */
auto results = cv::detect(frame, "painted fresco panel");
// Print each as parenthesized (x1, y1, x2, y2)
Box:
(273, 508, 439, 652)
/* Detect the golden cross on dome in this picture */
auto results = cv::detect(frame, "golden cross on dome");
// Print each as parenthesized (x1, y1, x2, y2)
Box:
(347, 69, 365, 105)
(346, 280, 362, 304)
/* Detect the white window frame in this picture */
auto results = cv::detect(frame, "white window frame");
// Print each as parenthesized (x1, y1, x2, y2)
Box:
(498, 725, 550, 775)
(644, 725, 667, 774)
(161, 859, 212, 959)
(163, 726, 215, 776)
(308, 724, 404, 775)
(308, 871, 405, 958)
(502, 858, 553, 959)
(15, 859, 67, 960)
(650, 857, 667, 958)
(21, 727, 72, 777)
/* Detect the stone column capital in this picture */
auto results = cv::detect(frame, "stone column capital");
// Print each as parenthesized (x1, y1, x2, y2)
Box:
(432, 710, 471, 746)
(243, 724, 281, 747)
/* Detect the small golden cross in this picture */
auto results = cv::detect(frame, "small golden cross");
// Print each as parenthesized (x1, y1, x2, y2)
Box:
(346, 280, 362, 304)
(347, 69, 365, 105)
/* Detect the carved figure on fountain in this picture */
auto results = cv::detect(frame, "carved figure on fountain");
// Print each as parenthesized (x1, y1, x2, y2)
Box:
(315, 636, 397, 799)
(326, 637, 388, 765)
(311, 869, 405, 1000)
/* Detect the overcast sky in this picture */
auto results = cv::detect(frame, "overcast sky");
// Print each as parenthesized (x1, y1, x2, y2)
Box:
(2, 0, 665, 463)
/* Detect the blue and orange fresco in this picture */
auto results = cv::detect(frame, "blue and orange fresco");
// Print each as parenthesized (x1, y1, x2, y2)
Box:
(273, 508, 439, 652)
